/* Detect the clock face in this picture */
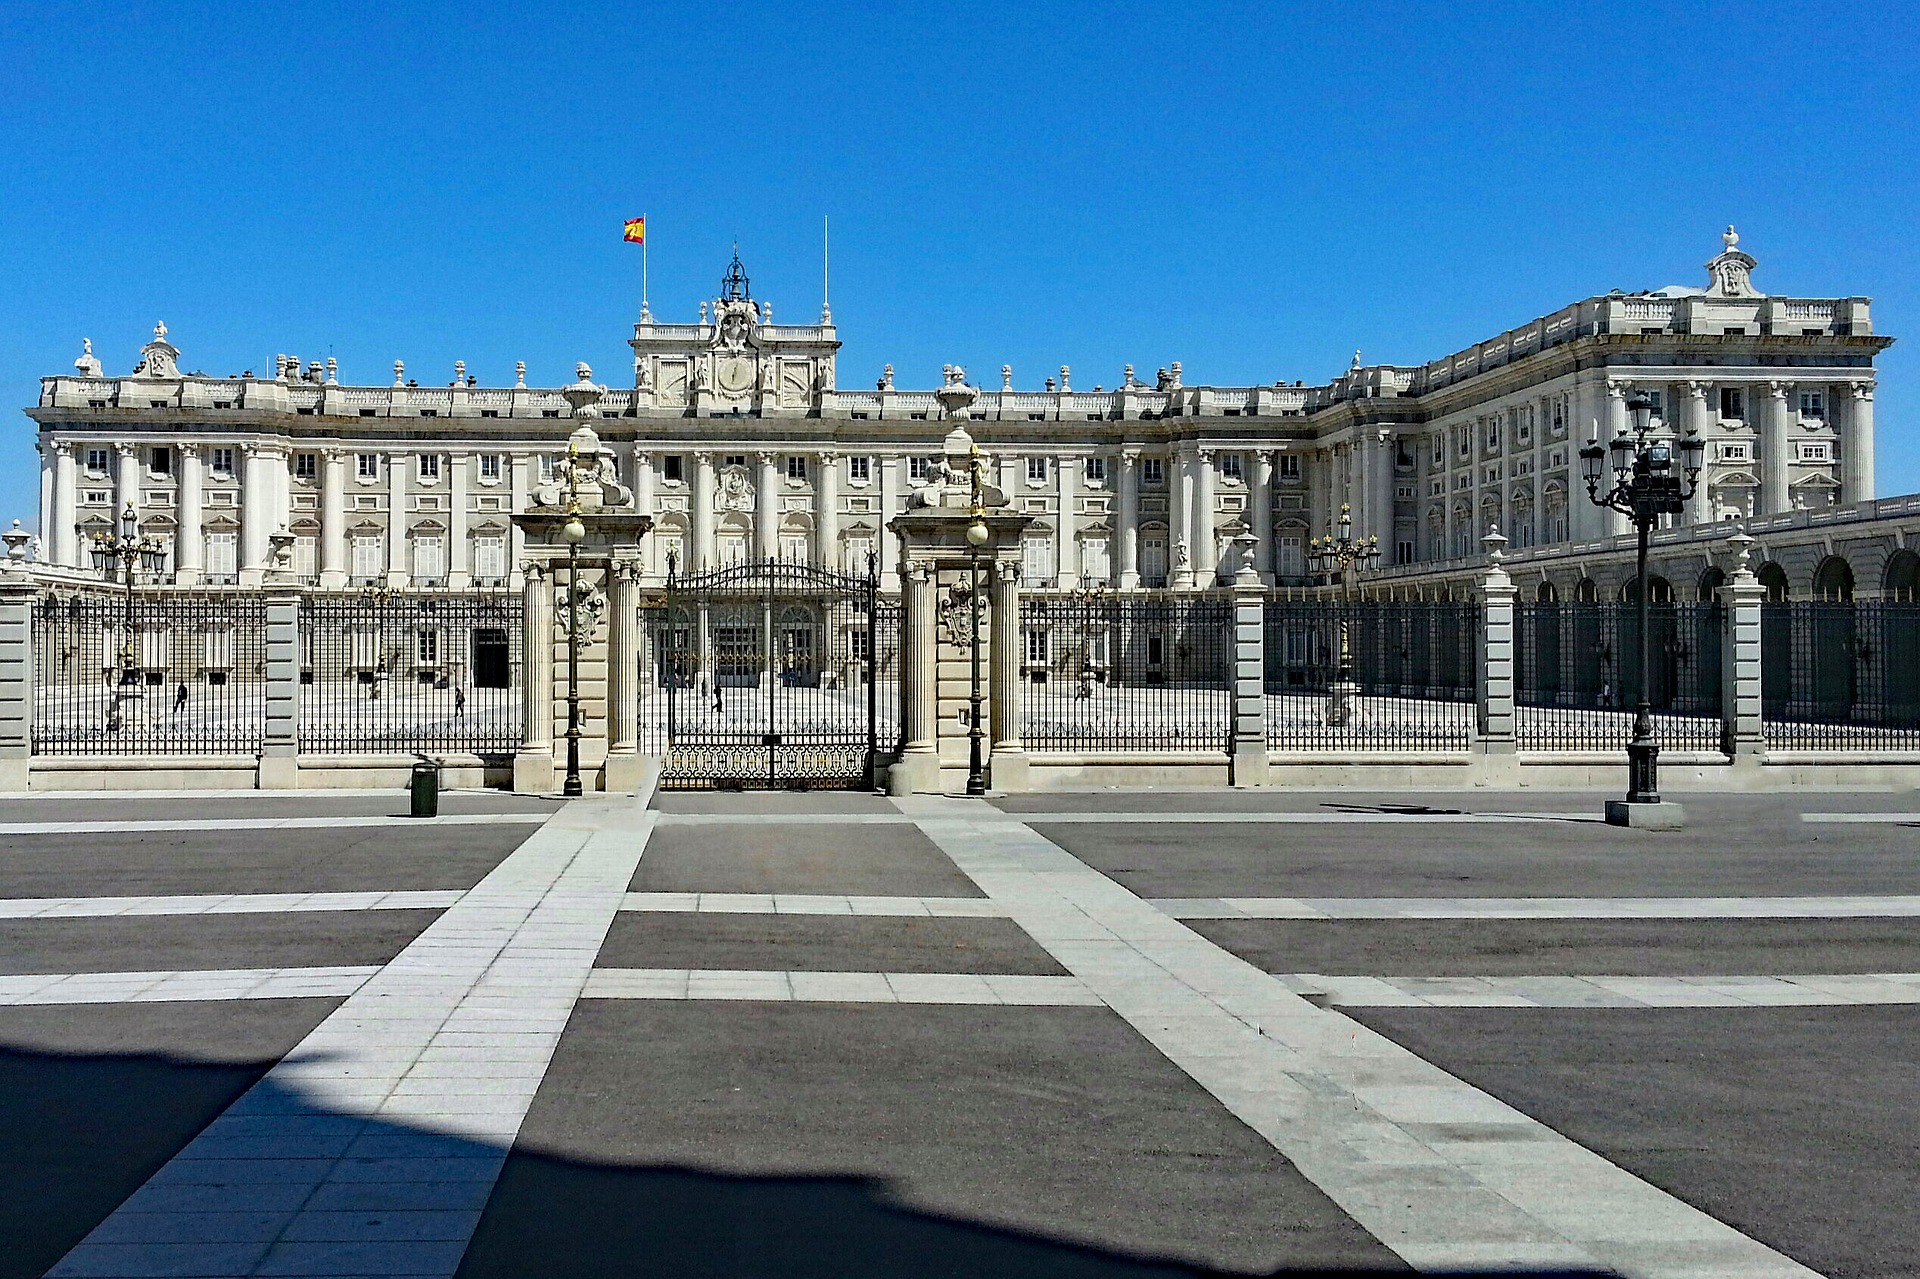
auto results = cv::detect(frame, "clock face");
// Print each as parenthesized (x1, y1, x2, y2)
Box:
(717, 357, 754, 394)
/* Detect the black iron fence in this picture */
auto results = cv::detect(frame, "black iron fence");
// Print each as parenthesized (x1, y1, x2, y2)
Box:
(1762, 601, 1920, 749)
(1514, 601, 1724, 752)
(32, 590, 268, 755)
(298, 591, 522, 755)
(1263, 596, 1478, 750)
(1019, 591, 1233, 750)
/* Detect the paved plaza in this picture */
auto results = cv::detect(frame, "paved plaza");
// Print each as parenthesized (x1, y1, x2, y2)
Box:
(2, 785, 1918, 1277)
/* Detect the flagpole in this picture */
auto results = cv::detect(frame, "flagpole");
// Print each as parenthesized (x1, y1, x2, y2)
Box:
(642, 216, 649, 319)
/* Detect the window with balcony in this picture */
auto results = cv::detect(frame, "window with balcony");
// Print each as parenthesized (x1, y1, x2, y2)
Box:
(474, 536, 507, 584)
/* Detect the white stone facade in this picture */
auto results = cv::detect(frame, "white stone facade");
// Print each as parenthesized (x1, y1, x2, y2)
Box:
(26, 233, 1889, 591)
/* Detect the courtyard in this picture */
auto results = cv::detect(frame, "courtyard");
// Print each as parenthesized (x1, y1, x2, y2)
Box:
(0, 783, 1914, 1278)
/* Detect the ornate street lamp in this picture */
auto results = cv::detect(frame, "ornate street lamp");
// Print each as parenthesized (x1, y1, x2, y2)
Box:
(964, 441, 991, 797)
(90, 504, 166, 731)
(1308, 503, 1379, 727)
(1579, 393, 1704, 814)
(560, 438, 589, 798)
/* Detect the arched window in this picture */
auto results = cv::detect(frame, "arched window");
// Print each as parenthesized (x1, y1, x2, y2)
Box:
(1812, 556, 1855, 602)
(1536, 581, 1558, 603)
(1883, 550, 1920, 602)
(1697, 567, 1726, 602)
(1574, 578, 1599, 603)
(1756, 563, 1790, 603)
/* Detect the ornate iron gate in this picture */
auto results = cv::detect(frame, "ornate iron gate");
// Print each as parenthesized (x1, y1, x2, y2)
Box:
(648, 558, 898, 790)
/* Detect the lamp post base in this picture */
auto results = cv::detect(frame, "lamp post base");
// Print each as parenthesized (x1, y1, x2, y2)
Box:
(1325, 680, 1359, 727)
(1605, 799, 1688, 830)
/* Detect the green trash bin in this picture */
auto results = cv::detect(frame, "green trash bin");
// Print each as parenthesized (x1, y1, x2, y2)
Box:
(410, 759, 439, 819)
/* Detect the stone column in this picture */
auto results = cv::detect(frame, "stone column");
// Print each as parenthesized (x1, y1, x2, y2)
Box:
(509, 453, 531, 575)
(878, 456, 900, 588)
(36, 445, 52, 558)
(1193, 448, 1215, 586)
(1722, 548, 1766, 770)
(1475, 536, 1518, 783)
(1306, 449, 1328, 544)
(1604, 382, 1631, 537)
(448, 450, 470, 587)
(1171, 446, 1193, 589)
(1056, 453, 1079, 589)
(1228, 543, 1269, 786)
(988, 557, 1028, 791)
(240, 443, 271, 585)
(634, 449, 655, 521)
(514, 562, 554, 792)
(1845, 381, 1876, 505)
(387, 448, 408, 583)
(1762, 381, 1791, 515)
(603, 560, 643, 791)
(755, 451, 779, 561)
(1116, 449, 1140, 589)
(51, 441, 77, 568)
(692, 451, 716, 570)
(0, 569, 36, 790)
(1372, 429, 1396, 551)
(176, 444, 204, 585)
(318, 449, 345, 588)
(259, 584, 301, 789)
(114, 443, 139, 524)
(1251, 451, 1275, 586)
(816, 451, 840, 568)
(1684, 382, 1712, 527)
(890, 560, 938, 794)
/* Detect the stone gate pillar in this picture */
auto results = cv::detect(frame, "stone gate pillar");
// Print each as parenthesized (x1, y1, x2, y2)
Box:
(509, 399, 652, 794)
(886, 392, 1033, 795)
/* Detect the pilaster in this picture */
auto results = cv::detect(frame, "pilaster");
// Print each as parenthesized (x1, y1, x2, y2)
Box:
(0, 568, 36, 790)
(603, 558, 645, 792)
(1845, 381, 1875, 504)
(1722, 549, 1767, 771)
(176, 443, 205, 584)
(988, 558, 1028, 792)
(259, 583, 301, 790)
(1116, 449, 1140, 590)
(1762, 381, 1791, 515)
(513, 561, 555, 793)
(1474, 533, 1519, 784)
(1227, 541, 1269, 787)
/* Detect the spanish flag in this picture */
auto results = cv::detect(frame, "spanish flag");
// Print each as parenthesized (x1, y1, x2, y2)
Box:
(623, 217, 646, 245)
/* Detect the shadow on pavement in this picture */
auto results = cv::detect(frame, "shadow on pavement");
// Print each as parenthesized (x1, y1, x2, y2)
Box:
(0, 1039, 1616, 1279)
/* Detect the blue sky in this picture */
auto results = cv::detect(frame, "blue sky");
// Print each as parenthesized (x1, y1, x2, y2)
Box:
(2, 1, 1915, 525)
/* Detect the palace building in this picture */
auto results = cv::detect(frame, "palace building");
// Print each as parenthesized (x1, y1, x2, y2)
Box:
(25, 231, 1891, 594)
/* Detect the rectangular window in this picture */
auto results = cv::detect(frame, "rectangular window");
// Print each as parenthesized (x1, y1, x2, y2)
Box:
(1278, 454, 1301, 480)
(1457, 428, 1470, 459)
(1276, 534, 1304, 579)
(1485, 417, 1500, 450)
(1021, 537, 1056, 583)
(1142, 457, 1164, 486)
(1023, 628, 1051, 667)
(293, 536, 317, 582)
(848, 456, 870, 483)
(413, 536, 444, 582)
(1026, 456, 1049, 484)
(1796, 442, 1831, 463)
(1552, 395, 1569, 435)
(293, 453, 317, 481)
(211, 447, 235, 477)
(1219, 454, 1243, 481)
(149, 447, 172, 476)
(724, 454, 746, 468)
(416, 628, 440, 667)
(1432, 435, 1446, 466)
(1083, 456, 1106, 484)
(1518, 407, 1533, 444)
(479, 454, 501, 481)
(350, 536, 382, 582)
(474, 536, 506, 582)
(909, 456, 930, 481)
(662, 455, 684, 482)
(206, 532, 238, 579)
(1079, 537, 1111, 583)
(1799, 390, 1825, 417)
(417, 454, 441, 481)
(1720, 387, 1744, 419)
(1396, 538, 1415, 565)
(786, 455, 807, 482)
(1719, 442, 1750, 462)
(85, 448, 109, 475)
(356, 454, 379, 480)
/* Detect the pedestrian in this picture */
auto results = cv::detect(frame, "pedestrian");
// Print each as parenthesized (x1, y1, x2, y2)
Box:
(454, 687, 466, 717)
(173, 682, 188, 713)
(713, 683, 724, 716)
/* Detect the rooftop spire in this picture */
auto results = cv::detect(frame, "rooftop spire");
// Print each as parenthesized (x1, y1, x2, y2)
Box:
(720, 243, 751, 302)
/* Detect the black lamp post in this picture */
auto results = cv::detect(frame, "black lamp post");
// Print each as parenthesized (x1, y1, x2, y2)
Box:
(1579, 394, 1704, 809)
(90, 504, 166, 731)
(560, 441, 588, 798)
(964, 442, 990, 797)
(1308, 503, 1379, 726)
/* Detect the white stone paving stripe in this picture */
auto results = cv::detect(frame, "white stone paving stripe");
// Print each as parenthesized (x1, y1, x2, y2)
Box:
(0, 966, 379, 1004)
(0, 890, 465, 919)
(898, 796, 1818, 1278)
(655, 809, 1597, 826)
(1283, 972, 1920, 1008)
(619, 891, 1007, 916)
(50, 793, 654, 1279)
(1802, 812, 1920, 824)
(1156, 894, 1920, 919)
(582, 967, 1101, 1005)
(0, 813, 550, 836)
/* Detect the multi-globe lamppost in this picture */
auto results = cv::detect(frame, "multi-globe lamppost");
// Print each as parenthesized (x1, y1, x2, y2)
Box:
(964, 441, 991, 797)
(1579, 393, 1704, 813)
(90, 503, 166, 731)
(1309, 503, 1378, 727)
